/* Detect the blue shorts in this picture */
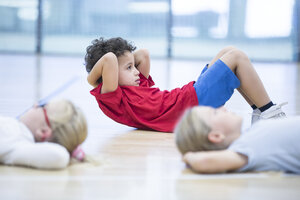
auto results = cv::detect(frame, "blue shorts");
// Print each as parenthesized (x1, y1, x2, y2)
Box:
(193, 59, 240, 108)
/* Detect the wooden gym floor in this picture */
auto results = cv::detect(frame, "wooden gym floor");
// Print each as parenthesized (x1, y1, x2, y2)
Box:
(0, 54, 299, 200)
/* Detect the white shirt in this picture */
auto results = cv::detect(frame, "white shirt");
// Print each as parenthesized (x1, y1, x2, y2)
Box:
(0, 116, 69, 169)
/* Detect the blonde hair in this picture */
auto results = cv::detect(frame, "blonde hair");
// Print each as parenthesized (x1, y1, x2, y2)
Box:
(46, 99, 88, 154)
(174, 107, 226, 155)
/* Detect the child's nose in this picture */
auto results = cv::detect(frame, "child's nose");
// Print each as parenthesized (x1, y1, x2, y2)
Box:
(134, 68, 140, 75)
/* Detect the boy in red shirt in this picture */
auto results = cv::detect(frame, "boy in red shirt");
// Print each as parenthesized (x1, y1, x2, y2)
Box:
(85, 37, 285, 132)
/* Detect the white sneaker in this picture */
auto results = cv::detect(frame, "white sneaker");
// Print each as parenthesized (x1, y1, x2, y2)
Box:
(260, 102, 288, 120)
(251, 108, 261, 125)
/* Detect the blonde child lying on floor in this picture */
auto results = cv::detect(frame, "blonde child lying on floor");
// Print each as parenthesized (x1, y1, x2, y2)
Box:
(0, 99, 87, 169)
(174, 106, 299, 174)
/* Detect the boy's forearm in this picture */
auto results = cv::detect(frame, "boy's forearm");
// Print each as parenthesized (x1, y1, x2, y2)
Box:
(87, 52, 118, 88)
(183, 150, 247, 174)
(183, 151, 227, 173)
(134, 49, 150, 78)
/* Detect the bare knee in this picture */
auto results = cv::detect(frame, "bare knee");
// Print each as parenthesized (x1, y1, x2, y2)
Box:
(220, 48, 249, 71)
(219, 46, 237, 55)
(227, 48, 248, 62)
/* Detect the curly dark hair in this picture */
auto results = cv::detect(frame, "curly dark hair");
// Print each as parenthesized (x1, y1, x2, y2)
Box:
(84, 37, 136, 83)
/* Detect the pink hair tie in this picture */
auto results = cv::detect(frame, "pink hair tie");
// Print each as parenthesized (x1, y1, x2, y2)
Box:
(71, 146, 85, 161)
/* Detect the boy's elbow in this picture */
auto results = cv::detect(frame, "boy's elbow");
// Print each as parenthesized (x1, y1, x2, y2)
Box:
(189, 158, 211, 173)
(102, 53, 119, 72)
(140, 49, 150, 58)
(103, 52, 118, 61)
(87, 75, 95, 86)
(87, 75, 97, 88)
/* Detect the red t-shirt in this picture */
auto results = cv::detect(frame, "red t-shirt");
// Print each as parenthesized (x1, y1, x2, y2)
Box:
(90, 74, 198, 132)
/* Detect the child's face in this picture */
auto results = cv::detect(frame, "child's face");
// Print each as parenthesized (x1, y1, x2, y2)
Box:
(194, 106, 242, 139)
(118, 51, 140, 86)
(20, 104, 53, 142)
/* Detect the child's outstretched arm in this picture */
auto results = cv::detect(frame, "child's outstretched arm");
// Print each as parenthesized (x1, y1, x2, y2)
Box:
(134, 49, 150, 78)
(183, 150, 247, 174)
(87, 52, 119, 94)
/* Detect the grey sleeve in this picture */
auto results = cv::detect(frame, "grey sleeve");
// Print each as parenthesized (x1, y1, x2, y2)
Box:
(228, 141, 255, 172)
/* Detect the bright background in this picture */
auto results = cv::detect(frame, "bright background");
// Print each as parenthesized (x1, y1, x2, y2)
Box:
(0, 0, 299, 62)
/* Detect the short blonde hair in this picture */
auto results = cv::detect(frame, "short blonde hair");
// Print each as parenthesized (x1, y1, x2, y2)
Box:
(47, 99, 88, 153)
(174, 107, 225, 155)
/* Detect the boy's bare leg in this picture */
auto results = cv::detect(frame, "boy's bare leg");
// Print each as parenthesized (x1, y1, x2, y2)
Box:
(208, 46, 255, 106)
(237, 88, 254, 106)
(208, 46, 235, 68)
(220, 49, 270, 108)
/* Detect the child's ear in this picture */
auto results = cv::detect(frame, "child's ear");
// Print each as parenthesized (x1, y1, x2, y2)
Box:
(207, 131, 225, 144)
(37, 127, 53, 142)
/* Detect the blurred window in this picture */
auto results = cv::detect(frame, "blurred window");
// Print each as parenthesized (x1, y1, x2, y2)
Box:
(0, 0, 297, 61)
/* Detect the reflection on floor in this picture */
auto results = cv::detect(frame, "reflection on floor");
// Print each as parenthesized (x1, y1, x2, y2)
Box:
(0, 54, 300, 200)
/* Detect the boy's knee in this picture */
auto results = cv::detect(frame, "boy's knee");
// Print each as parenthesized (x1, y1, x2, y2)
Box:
(221, 46, 237, 54)
(227, 48, 247, 61)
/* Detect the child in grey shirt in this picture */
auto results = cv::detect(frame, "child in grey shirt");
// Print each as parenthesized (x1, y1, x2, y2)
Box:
(174, 105, 299, 174)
